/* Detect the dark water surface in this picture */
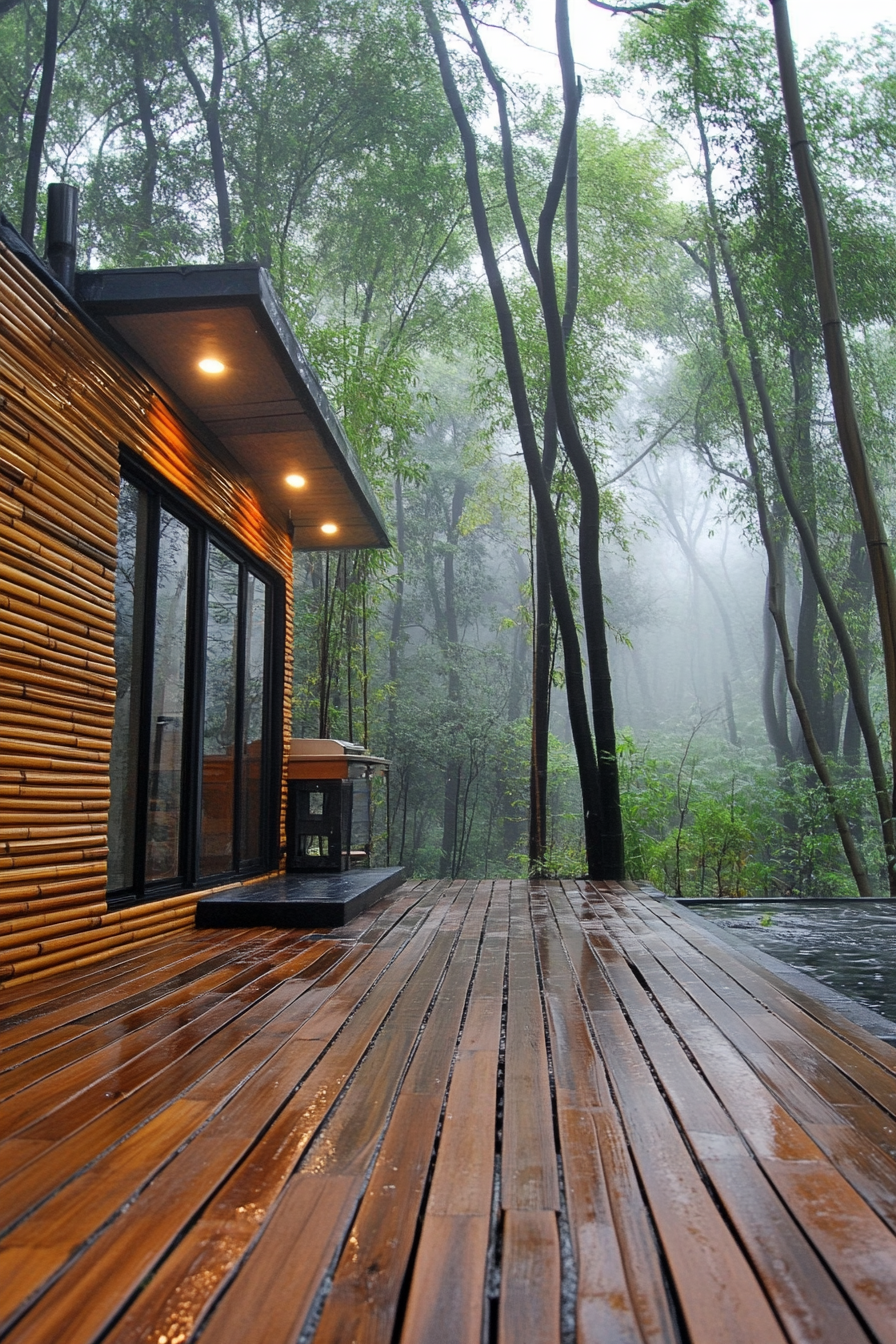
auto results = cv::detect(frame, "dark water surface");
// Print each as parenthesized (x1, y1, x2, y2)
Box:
(685, 900, 896, 1026)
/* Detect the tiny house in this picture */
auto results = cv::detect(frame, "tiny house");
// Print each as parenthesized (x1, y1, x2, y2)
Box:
(0, 196, 389, 989)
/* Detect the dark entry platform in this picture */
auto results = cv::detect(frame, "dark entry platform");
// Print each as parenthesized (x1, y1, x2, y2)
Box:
(195, 866, 405, 927)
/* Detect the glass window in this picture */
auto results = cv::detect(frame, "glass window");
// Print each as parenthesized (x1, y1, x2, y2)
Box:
(107, 481, 148, 891)
(108, 471, 275, 900)
(241, 572, 269, 867)
(146, 510, 190, 882)
(201, 545, 240, 878)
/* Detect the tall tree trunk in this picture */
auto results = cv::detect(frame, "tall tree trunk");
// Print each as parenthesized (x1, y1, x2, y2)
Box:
(133, 42, 158, 242)
(788, 344, 831, 753)
(722, 675, 739, 748)
(174, 0, 234, 259)
(501, 551, 529, 860)
(704, 235, 871, 895)
(843, 531, 872, 768)
(387, 475, 405, 747)
(695, 84, 896, 891)
(534, 0, 624, 878)
(530, 142, 576, 873)
(420, 0, 606, 876)
(762, 574, 794, 764)
(439, 479, 465, 877)
(530, 413, 558, 872)
(770, 0, 896, 853)
(21, 0, 60, 247)
(458, 0, 624, 878)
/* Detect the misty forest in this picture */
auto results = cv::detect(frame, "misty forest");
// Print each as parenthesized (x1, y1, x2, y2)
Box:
(4, 0, 896, 899)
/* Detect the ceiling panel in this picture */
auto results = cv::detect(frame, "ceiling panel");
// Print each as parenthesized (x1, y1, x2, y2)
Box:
(76, 265, 390, 552)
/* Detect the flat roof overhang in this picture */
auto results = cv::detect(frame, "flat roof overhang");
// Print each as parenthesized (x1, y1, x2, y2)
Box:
(75, 264, 390, 551)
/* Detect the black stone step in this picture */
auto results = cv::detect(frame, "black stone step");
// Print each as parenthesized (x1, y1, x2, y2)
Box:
(195, 866, 406, 928)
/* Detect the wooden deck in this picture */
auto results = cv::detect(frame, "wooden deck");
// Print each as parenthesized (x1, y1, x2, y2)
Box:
(2, 878, 896, 1344)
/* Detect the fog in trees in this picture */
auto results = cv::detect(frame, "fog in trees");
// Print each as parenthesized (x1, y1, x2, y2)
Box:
(5, 0, 896, 894)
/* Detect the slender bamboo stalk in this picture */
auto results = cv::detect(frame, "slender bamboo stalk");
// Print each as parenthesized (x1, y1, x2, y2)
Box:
(1, 913, 195, 980)
(0, 902, 106, 938)
(0, 920, 194, 989)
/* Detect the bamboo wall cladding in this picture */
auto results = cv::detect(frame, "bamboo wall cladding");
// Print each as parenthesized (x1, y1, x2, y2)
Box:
(0, 240, 294, 989)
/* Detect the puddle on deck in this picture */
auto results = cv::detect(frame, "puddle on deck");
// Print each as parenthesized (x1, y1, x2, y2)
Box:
(687, 899, 896, 1025)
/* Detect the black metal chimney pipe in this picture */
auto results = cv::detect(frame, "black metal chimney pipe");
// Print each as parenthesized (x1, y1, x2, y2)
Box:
(45, 182, 78, 291)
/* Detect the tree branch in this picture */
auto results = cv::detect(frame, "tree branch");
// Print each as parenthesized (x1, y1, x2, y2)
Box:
(586, 1, 670, 18)
(603, 405, 694, 485)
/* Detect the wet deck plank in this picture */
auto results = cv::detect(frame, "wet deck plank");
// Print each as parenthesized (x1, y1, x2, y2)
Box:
(2, 878, 896, 1343)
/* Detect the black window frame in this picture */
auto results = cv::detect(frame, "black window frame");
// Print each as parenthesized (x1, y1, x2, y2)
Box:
(108, 450, 285, 909)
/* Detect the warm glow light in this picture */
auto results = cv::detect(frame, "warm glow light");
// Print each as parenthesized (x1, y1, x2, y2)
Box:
(321, 523, 338, 535)
(198, 357, 226, 374)
(285, 473, 306, 489)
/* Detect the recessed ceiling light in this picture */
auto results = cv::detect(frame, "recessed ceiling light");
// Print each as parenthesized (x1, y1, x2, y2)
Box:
(198, 357, 225, 374)
(285, 473, 306, 488)
(321, 523, 338, 535)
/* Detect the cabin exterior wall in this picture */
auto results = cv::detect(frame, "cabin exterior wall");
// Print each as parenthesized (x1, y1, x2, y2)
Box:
(0, 238, 294, 989)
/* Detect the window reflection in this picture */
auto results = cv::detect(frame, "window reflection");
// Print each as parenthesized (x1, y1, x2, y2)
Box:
(108, 481, 148, 891)
(241, 573, 268, 866)
(109, 476, 272, 895)
(200, 545, 240, 876)
(145, 510, 189, 882)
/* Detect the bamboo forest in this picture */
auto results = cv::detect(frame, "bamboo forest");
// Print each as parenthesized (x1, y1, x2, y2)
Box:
(4, 0, 896, 899)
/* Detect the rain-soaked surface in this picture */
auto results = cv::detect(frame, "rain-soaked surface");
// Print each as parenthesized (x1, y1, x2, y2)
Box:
(686, 900, 896, 1025)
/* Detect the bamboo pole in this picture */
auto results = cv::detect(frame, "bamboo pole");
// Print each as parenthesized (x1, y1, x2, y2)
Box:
(1, 819, 108, 835)
(0, 754, 109, 775)
(0, 669, 115, 701)
(0, 691, 112, 729)
(0, 856, 105, 883)
(0, 402, 120, 502)
(0, 662, 113, 699)
(0, 915, 104, 958)
(0, 563, 116, 630)
(0, 881, 250, 976)
(0, 886, 108, 918)
(0, 668, 115, 705)
(0, 718, 111, 747)
(2, 484, 116, 557)
(0, 782, 110, 799)
(1, 849, 107, 875)
(0, 595, 113, 647)
(0, 773, 110, 791)
(0, 731, 111, 759)
(0, 901, 107, 939)
(1, 824, 106, 842)
(0, 709, 111, 741)
(2, 827, 107, 846)
(0, 521, 114, 586)
(2, 840, 108, 865)
(0, 621, 115, 663)
(0, 912, 196, 981)
(0, 919, 195, 989)
(0, 798, 108, 813)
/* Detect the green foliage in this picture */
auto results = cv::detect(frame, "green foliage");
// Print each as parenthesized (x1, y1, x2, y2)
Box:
(618, 728, 885, 899)
(6, 0, 895, 891)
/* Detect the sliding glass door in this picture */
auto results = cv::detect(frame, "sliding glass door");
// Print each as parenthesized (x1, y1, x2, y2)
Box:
(108, 466, 278, 902)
